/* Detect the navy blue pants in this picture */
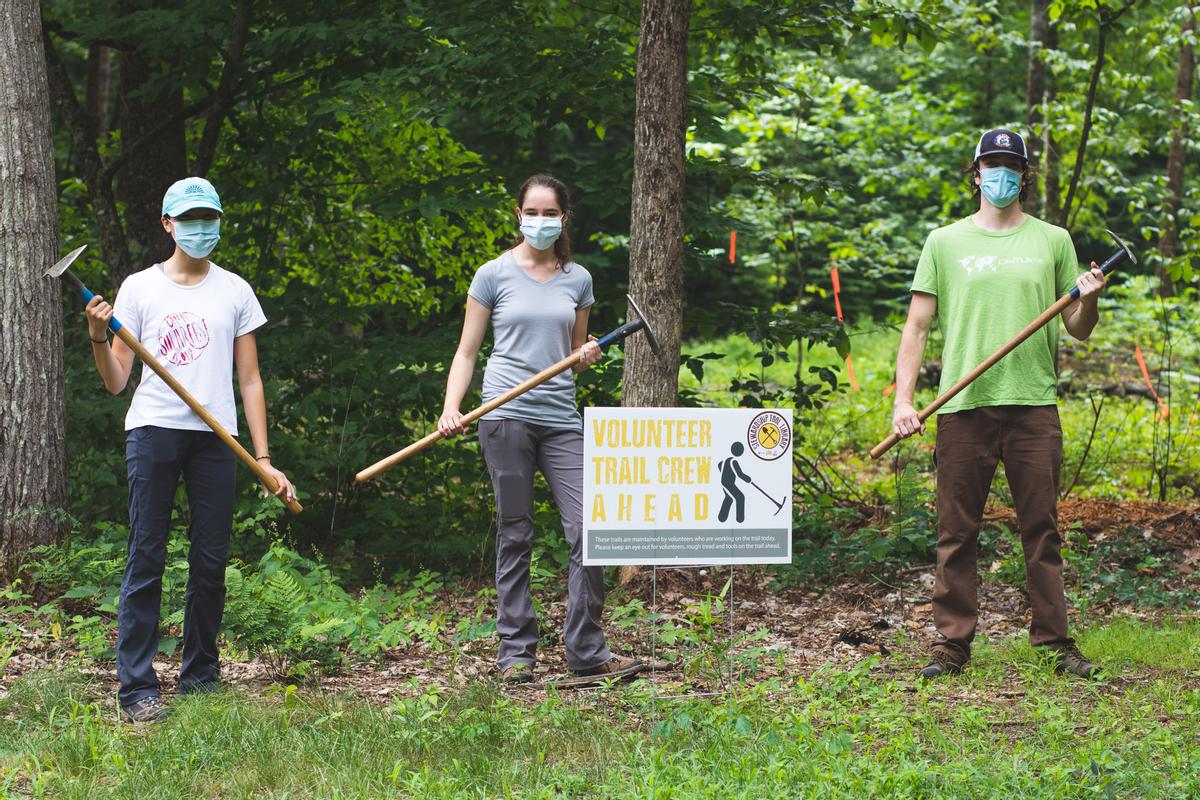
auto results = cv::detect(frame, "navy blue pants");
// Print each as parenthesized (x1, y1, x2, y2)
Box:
(117, 426, 235, 706)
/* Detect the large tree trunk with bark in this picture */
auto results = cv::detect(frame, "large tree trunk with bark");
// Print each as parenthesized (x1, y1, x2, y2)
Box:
(623, 0, 691, 408)
(1158, 7, 1196, 297)
(0, 0, 69, 576)
(618, 0, 691, 586)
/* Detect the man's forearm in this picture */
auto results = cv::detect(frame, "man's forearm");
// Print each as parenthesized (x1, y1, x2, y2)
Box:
(1063, 296, 1099, 340)
(894, 326, 929, 405)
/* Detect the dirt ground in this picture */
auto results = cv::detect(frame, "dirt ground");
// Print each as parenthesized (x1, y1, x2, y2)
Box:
(3, 500, 1197, 706)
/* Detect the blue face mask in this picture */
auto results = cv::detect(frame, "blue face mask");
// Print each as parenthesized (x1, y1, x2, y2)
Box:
(171, 218, 221, 259)
(979, 166, 1022, 208)
(519, 215, 562, 250)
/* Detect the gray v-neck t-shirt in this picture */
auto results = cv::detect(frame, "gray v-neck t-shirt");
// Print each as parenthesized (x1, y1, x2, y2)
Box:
(467, 250, 595, 428)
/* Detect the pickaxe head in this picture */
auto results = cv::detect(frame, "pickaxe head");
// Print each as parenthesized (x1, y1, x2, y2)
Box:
(43, 245, 88, 279)
(626, 293, 662, 356)
(1105, 229, 1136, 268)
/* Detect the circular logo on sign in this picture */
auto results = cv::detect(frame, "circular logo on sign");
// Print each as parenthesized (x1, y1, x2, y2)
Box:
(747, 411, 791, 461)
(995, 133, 1011, 148)
(157, 311, 211, 366)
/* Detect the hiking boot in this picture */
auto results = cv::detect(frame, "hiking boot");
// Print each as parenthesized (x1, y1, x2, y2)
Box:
(918, 649, 966, 680)
(120, 695, 170, 723)
(500, 663, 534, 685)
(1045, 643, 1101, 680)
(570, 654, 644, 682)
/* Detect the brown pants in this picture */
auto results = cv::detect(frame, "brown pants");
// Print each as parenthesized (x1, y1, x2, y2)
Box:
(932, 405, 1073, 659)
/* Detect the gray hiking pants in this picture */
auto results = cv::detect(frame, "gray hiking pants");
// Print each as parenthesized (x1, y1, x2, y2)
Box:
(478, 418, 611, 672)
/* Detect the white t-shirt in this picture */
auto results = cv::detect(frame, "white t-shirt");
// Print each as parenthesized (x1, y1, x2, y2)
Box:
(113, 263, 266, 434)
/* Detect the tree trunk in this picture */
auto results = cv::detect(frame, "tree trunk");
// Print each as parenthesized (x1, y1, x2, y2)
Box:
(979, 45, 996, 128)
(623, 0, 691, 408)
(1025, 0, 1051, 212)
(1041, 17, 1061, 222)
(1158, 7, 1196, 297)
(85, 44, 111, 136)
(194, 0, 252, 177)
(115, 46, 187, 279)
(1059, 1, 1135, 227)
(1059, 21, 1107, 226)
(43, 31, 133, 283)
(0, 0, 69, 576)
(619, 0, 691, 586)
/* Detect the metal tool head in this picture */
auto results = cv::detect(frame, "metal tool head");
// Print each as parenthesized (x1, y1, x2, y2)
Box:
(43, 245, 88, 279)
(1105, 229, 1136, 267)
(627, 293, 661, 356)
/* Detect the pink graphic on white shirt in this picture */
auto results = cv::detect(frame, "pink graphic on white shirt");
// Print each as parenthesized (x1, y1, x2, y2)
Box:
(157, 311, 211, 366)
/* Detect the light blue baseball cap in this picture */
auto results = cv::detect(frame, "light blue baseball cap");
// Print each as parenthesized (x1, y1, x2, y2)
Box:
(161, 177, 223, 217)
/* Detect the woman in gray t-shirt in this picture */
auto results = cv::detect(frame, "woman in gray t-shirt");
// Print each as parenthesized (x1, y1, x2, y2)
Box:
(438, 174, 643, 685)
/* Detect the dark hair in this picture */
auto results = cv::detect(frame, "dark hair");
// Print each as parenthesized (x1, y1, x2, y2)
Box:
(963, 157, 1037, 204)
(514, 174, 572, 268)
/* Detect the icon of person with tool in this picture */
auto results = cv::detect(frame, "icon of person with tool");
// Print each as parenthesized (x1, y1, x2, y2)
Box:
(717, 442, 752, 523)
(718, 441, 788, 523)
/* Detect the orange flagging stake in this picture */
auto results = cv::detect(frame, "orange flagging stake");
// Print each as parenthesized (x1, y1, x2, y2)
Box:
(830, 265, 858, 390)
(831, 265, 843, 321)
(1134, 344, 1170, 420)
(729, 231, 737, 264)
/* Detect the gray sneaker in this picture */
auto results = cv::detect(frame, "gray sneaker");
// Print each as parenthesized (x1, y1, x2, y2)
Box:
(1046, 643, 1101, 680)
(120, 695, 171, 723)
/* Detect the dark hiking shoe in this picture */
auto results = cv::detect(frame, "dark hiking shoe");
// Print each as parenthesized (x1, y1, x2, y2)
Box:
(918, 650, 966, 680)
(570, 655, 644, 682)
(500, 664, 534, 685)
(1045, 643, 1101, 680)
(120, 695, 170, 723)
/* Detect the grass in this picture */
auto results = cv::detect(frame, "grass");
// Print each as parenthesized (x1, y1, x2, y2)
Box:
(3, 617, 1198, 799)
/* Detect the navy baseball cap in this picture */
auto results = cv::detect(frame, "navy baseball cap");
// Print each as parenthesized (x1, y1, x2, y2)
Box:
(974, 128, 1028, 163)
(161, 177, 223, 217)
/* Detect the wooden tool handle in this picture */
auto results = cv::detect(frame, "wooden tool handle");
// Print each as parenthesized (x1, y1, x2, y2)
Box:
(869, 293, 1076, 460)
(355, 349, 585, 483)
(114, 327, 303, 514)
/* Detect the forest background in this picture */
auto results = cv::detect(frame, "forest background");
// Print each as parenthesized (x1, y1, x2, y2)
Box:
(9, 0, 1197, 570)
(1, 0, 1199, 796)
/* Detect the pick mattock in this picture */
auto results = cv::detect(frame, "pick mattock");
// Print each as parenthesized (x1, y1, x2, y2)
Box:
(869, 229, 1136, 460)
(355, 293, 662, 483)
(747, 479, 787, 517)
(46, 245, 303, 514)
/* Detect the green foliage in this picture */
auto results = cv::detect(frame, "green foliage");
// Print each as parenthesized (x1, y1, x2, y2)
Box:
(17, 522, 483, 679)
(40, 0, 1200, 591)
(1063, 523, 1200, 611)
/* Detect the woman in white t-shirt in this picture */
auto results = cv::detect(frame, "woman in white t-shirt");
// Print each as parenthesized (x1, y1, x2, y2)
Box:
(438, 174, 643, 685)
(84, 177, 295, 723)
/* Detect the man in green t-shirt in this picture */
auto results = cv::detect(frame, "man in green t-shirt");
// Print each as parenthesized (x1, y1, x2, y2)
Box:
(892, 128, 1107, 680)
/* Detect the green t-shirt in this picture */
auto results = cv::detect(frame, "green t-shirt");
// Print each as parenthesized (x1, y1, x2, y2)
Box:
(911, 215, 1080, 414)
